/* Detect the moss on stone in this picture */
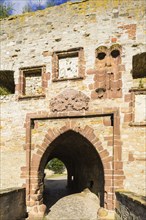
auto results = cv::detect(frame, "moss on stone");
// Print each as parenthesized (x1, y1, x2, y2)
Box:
(0, 87, 11, 95)
(0, 1, 128, 21)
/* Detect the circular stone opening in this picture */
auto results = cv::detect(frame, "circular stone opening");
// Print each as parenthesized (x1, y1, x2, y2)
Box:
(97, 52, 106, 60)
(111, 49, 120, 58)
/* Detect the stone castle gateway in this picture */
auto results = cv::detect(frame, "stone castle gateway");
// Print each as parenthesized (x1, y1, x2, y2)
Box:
(0, 0, 146, 219)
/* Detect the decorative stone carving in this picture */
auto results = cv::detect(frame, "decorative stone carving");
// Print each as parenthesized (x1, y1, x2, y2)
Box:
(91, 44, 122, 99)
(50, 89, 90, 112)
(95, 88, 106, 98)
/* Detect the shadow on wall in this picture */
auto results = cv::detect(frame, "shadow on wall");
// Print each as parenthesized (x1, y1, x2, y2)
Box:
(0, 187, 27, 220)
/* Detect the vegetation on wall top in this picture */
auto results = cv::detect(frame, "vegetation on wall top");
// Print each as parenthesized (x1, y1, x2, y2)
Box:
(0, 2, 13, 18)
(22, 0, 69, 13)
(0, 0, 70, 18)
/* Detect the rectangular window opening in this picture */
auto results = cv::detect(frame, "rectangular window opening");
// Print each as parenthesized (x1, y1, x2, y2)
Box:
(0, 70, 15, 95)
(19, 65, 46, 98)
(129, 88, 146, 126)
(24, 69, 42, 96)
(52, 47, 84, 81)
(132, 52, 146, 79)
(134, 94, 146, 123)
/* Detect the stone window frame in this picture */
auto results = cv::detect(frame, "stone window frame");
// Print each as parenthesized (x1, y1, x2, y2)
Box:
(52, 47, 85, 82)
(18, 65, 46, 99)
(129, 88, 146, 126)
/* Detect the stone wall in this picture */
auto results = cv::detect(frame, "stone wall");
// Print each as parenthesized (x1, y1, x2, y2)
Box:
(0, 0, 146, 215)
(115, 190, 146, 220)
(0, 187, 27, 220)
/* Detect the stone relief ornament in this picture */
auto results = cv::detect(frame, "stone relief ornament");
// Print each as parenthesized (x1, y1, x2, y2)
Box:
(50, 89, 90, 112)
(92, 44, 122, 99)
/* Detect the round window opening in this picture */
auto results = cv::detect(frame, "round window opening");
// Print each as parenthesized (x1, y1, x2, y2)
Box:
(111, 49, 120, 58)
(97, 52, 106, 60)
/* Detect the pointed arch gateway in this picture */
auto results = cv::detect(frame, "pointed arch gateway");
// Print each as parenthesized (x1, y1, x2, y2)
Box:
(31, 127, 106, 212)
(40, 129, 105, 205)
(22, 110, 125, 218)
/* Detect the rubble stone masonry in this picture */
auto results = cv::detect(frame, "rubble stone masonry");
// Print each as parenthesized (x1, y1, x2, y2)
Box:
(115, 190, 146, 220)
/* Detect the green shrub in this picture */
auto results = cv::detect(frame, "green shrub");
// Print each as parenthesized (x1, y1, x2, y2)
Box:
(0, 3, 13, 19)
(46, 158, 65, 174)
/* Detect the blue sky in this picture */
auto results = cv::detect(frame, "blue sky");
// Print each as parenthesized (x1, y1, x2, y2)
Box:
(3, 0, 28, 14)
(2, 0, 78, 15)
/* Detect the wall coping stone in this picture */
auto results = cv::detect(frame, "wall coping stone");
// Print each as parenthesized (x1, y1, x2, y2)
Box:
(0, 187, 25, 196)
(115, 189, 146, 207)
(115, 190, 146, 219)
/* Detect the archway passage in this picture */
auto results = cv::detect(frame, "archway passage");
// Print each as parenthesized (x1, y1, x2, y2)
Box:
(43, 159, 68, 213)
(39, 130, 104, 212)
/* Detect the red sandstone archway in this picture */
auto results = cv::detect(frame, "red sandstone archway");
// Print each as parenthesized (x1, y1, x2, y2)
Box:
(21, 110, 125, 218)
(28, 127, 111, 216)
(40, 130, 105, 209)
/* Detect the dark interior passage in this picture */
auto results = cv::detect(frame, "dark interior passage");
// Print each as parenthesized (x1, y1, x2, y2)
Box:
(40, 130, 105, 211)
(43, 175, 70, 214)
(0, 70, 15, 95)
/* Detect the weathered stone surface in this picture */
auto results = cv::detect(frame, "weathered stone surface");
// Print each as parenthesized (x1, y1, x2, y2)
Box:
(0, 187, 27, 220)
(115, 190, 146, 220)
(46, 188, 100, 220)
(29, 204, 46, 219)
(97, 207, 108, 217)
(134, 94, 146, 122)
(93, 45, 122, 99)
